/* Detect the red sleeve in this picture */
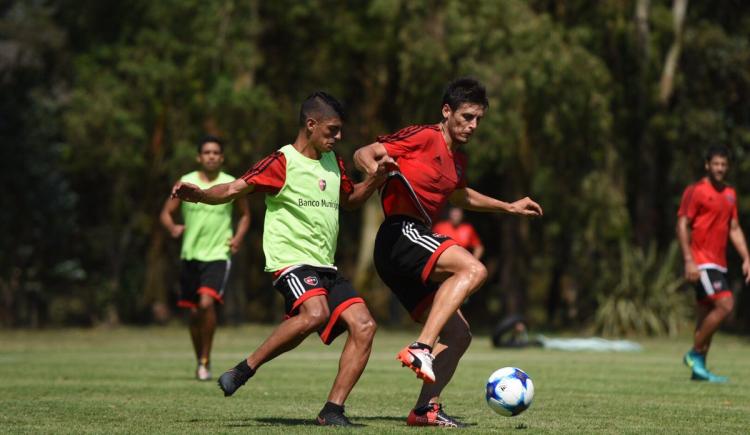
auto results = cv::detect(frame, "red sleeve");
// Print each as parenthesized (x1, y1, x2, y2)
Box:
(336, 154, 354, 194)
(733, 190, 739, 220)
(241, 151, 286, 194)
(454, 151, 468, 188)
(677, 184, 698, 220)
(376, 125, 439, 159)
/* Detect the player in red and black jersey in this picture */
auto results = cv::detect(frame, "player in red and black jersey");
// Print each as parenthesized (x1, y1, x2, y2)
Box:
(677, 145, 750, 383)
(354, 78, 542, 427)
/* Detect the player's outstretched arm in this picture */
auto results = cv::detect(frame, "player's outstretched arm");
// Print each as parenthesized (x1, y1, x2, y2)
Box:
(449, 187, 543, 217)
(353, 142, 397, 176)
(729, 218, 750, 284)
(676, 216, 699, 282)
(171, 178, 254, 205)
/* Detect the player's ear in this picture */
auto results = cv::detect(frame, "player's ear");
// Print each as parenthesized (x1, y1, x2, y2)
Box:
(704, 161, 710, 172)
(196, 153, 202, 164)
(306, 117, 317, 133)
(441, 103, 452, 120)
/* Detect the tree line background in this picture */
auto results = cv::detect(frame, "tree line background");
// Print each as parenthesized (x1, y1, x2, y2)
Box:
(3, 0, 750, 335)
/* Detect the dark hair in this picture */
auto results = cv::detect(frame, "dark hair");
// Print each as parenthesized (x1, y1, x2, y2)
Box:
(705, 144, 730, 162)
(442, 77, 489, 112)
(197, 135, 224, 153)
(299, 91, 345, 127)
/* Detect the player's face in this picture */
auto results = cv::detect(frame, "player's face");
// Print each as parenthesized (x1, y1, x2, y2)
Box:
(197, 142, 224, 172)
(705, 155, 728, 183)
(309, 117, 342, 153)
(449, 207, 463, 225)
(443, 103, 485, 145)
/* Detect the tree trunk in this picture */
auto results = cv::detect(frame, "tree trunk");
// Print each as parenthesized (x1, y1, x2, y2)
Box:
(659, 0, 688, 105)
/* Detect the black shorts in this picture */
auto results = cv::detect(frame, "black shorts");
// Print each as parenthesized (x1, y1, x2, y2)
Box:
(694, 268, 732, 305)
(374, 215, 458, 321)
(178, 259, 231, 309)
(273, 265, 364, 345)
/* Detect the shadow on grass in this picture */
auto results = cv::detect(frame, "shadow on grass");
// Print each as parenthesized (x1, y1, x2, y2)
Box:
(186, 415, 475, 428)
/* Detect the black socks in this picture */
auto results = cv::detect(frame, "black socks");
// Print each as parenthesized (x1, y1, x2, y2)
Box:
(234, 359, 255, 380)
(321, 401, 345, 415)
(409, 341, 433, 353)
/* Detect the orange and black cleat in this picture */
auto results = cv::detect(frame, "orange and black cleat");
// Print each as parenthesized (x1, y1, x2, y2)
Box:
(397, 346, 436, 383)
(407, 402, 466, 428)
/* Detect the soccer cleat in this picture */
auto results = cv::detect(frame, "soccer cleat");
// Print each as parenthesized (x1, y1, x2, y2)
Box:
(397, 346, 436, 383)
(317, 409, 353, 427)
(684, 349, 728, 383)
(407, 403, 466, 428)
(217, 368, 250, 397)
(196, 363, 212, 381)
(691, 371, 728, 383)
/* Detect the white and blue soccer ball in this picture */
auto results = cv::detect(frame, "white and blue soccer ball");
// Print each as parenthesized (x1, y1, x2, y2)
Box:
(485, 367, 534, 416)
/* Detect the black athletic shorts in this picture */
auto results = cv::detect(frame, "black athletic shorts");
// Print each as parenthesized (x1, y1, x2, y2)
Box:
(178, 259, 231, 309)
(273, 265, 364, 345)
(374, 215, 458, 321)
(694, 268, 732, 305)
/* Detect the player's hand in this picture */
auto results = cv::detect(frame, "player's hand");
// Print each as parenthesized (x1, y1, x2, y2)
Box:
(508, 197, 543, 217)
(742, 259, 750, 284)
(367, 155, 398, 176)
(228, 236, 243, 254)
(169, 225, 185, 238)
(684, 259, 700, 282)
(171, 181, 204, 202)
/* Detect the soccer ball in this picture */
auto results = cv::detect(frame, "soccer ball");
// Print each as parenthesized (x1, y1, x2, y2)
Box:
(485, 367, 534, 416)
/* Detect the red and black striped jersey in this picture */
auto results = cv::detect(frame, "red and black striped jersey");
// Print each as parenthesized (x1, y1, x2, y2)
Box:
(678, 177, 739, 270)
(377, 124, 468, 223)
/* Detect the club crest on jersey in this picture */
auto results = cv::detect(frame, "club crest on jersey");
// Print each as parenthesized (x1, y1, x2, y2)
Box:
(304, 276, 318, 286)
(725, 194, 735, 205)
(318, 179, 327, 191)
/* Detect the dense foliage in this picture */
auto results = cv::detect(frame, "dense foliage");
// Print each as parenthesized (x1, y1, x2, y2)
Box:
(2, 0, 749, 334)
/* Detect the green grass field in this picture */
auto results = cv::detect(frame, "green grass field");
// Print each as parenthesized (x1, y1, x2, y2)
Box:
(1, 325, 748, 434)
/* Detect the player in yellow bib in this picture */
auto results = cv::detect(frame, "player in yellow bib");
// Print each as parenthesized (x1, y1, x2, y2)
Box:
(160, 136, 251, 381)
(172, 92, 384, 426)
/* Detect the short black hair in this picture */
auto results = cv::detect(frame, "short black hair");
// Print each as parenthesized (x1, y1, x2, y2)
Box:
(299, 91, 345, 127)
(442, 77, 489, 112)
(705, 144, 730, 162)
(197, 135, 224, 153)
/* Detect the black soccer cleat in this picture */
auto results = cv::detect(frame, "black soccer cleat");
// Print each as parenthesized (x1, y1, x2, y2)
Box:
(217, 368, 249, 397)
(317, 409, 353, 427)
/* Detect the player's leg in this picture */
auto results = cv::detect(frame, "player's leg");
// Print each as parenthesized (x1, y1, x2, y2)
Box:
(318, 302, 375, 426)
(407, 311, 470, 428)
(195, 292, 216, 380)
(325, 303, 376, 405)
(247, 295, 329, 368)
(694, 296, 733, 354)
(218, 267, 331, 396)
(417, 245, 486, 348)
(178, 260, 204, 377)
(684, 270, 732, 382)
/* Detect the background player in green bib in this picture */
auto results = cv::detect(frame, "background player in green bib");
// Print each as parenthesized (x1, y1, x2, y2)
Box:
(172, 92, 383, 426)
(160, 136, 251, 381)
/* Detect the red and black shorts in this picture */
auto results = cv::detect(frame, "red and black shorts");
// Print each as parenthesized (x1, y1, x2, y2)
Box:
(695, 268, 732, 305)
(374, 215, 458, 322)
(273, 265, 364, 345)
(178, 259, 231, 309)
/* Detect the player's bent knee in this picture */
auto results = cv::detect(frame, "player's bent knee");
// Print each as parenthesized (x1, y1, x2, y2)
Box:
(462, 261, 487, 293)
(301, 309, 330, 331)
(716, 296, 734, 314)
(354, 317, 377, 342)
